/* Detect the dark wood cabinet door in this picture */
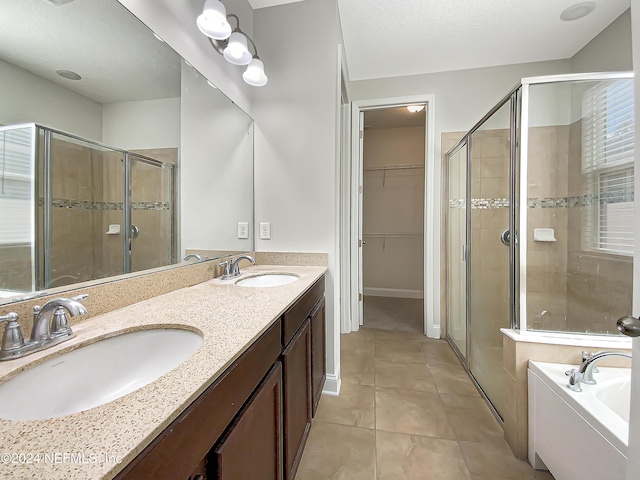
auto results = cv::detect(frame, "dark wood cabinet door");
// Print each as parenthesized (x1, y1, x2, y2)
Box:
(212, 362, 283, 480)
(310, 297, 326, 417)
(282, 319, 312, 480)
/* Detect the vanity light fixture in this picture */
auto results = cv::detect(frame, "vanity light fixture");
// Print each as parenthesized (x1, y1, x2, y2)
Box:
(407, 105, 425, 113)
(197, 0, 232, 40)
(197, 0, 268, 86)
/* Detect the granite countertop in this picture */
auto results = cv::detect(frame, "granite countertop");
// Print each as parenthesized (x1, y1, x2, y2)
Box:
(0, 264, 327, 480)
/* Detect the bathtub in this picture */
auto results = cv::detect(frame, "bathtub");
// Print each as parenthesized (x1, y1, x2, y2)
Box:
(528, 360, 630, 480)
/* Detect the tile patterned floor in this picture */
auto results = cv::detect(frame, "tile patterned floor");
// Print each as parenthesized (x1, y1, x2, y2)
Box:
(363, 296, 424, 333)
(296, 328, 555, 480)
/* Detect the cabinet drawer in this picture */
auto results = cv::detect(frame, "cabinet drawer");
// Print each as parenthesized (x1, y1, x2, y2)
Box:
(282, 277, 324, 346)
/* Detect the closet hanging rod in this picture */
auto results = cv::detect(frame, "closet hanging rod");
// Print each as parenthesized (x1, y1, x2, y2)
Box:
(363, 164, 425, 171)
(363, 233, 424, 238)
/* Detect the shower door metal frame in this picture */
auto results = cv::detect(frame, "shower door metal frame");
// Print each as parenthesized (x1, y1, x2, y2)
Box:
(444, 138, 470, 362)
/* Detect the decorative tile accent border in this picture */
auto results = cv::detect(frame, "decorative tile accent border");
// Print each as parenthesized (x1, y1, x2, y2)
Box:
(44, 198, 170, 211)
(449, 193, 634, 210)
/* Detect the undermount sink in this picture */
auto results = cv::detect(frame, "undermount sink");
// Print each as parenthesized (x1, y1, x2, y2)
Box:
(0, 328, 202, 421)
(236, 274, 299, 288)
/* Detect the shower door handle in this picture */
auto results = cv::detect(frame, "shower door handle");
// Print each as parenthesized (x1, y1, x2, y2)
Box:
(500, 229, 517, 246)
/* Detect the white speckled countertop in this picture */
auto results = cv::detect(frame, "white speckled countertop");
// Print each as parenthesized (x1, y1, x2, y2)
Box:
(0, 265, 326, 480)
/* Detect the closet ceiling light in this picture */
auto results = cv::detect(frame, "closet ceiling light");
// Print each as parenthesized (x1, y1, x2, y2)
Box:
(407, 105, 425, 113)
(560, 2, 596, 21)
(196, 0, 268, 86)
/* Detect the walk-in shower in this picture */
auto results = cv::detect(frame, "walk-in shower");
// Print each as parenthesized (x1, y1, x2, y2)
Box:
(445, 72, 634, 419)
(0, 124, 175, 296)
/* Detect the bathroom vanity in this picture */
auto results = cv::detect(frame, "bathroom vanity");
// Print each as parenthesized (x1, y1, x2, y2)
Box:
(0, 265, 326, 480)
(115, 276, 325, 480)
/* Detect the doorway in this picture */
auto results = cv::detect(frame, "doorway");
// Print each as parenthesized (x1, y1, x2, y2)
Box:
(348, 95, 438, 337)
(361, 106, 425, 333)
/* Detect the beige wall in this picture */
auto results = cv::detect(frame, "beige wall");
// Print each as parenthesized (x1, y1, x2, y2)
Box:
(362, 125, 424, 296)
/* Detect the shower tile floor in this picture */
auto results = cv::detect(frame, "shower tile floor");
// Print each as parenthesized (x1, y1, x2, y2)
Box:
(295, 328, 556, 480)
(363, 296, 424, 333)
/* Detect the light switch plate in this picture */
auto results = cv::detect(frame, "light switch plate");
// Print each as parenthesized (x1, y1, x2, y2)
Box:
(260, 222, 271, 240)
(237, 222, 249, 239)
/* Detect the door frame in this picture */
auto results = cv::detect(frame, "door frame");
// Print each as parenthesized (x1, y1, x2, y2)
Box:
(347, 94, 438, 338)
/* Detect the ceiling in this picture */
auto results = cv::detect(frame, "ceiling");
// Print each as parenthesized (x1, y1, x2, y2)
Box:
(251, 0, 630, 82)
(0, 0, 181, 104)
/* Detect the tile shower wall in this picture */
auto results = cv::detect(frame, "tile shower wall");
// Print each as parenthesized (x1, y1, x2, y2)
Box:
(526, 126, 569, 331)
(527, 121, 633, 334)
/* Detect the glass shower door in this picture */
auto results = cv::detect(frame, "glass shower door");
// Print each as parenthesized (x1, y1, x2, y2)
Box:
(446, 142, 468, 358)
(468, 100, 513, 418)
(45, 131, 124, 288)
(129, 155, 174, 273)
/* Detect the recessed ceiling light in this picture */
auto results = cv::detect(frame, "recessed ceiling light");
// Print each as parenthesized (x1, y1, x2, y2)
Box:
(407, 105, 425, 113)
(56, 70, 81, 80)
(41, 0, 76, 6)
(560, 2, 596, 21)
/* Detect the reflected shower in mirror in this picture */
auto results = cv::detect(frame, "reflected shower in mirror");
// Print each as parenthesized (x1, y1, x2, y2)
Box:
(0, 0, 254, 304)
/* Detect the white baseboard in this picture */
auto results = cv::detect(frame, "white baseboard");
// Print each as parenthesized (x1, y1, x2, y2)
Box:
(427, 324, 441, 339)
(363, 287, 424, 299)
(322, 373, 341, 396)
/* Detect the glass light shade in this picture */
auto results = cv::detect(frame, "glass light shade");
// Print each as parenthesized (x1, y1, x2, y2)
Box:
(243, 58, 268, 87)
(223, 32, 252, 65)
(407, 105, 425, 113)
(197, 0, 231, 40)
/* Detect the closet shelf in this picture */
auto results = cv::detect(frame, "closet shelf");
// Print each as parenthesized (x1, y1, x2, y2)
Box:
(363, 233, 423, 238)
(364, 164, 425, 172)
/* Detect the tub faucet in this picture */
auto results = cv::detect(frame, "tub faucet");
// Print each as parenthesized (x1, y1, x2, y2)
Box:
(577, 351, 632, 385)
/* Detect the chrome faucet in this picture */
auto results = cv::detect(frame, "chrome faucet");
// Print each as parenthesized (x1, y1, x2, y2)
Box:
(566, 350, 632, 392)
(220, 255, 255, 280)
(231, 255, 255, 276)
(183, 254, 202, 262)
(0, 294, 88, 361)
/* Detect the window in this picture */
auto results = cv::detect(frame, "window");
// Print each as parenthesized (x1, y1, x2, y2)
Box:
(582, 79, 634, 255)
(0, 127, 34, 245)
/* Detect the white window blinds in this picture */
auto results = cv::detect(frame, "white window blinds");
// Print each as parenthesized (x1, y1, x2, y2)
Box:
(0, 127, 34, 245)
(582, 79, 635, 255)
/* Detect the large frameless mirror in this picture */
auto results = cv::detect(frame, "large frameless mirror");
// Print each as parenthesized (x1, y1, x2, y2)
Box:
(0, 0, 254, 305)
